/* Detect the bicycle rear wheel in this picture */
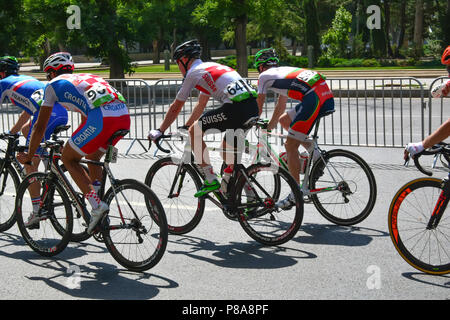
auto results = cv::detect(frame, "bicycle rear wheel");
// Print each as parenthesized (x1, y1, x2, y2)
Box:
(102, 179, 168, 272)
(15, 172, 73, 257)
(236, 163, 303, 246)
(388, 177, 450, 275)
(145, 157, 205, 234)
(309, 149, 377, 225)
(0, 161, 20, 232)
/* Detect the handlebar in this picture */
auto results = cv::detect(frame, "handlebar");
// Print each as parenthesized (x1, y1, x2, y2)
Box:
(407, 142, 450, 176)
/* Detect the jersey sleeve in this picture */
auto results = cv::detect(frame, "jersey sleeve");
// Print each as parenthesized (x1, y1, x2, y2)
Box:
(41, 83, 58, 107)
(257, 72, 273, 95)
(175, 72, 198, 102)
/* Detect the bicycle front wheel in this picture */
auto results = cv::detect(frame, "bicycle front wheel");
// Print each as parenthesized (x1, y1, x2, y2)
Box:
(0, 161, 20, 232)
(388, 177, 450, 275)
(102, 179, 168, 272)
(145, 157, 205, 234)
(15, 172, 73, 257)
(309, 149, 377, 225)
(236, 163, 303, 246)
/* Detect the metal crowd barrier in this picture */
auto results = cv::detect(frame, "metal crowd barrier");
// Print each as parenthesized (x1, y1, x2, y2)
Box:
(1, 76, 448, 152)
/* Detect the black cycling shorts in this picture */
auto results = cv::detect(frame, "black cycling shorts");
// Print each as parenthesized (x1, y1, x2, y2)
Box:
(198, 97, 259, 133)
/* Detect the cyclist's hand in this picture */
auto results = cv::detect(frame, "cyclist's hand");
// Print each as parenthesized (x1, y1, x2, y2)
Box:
(431, 83, 446, 98)
(404, 142, 424, 160)
(16, 152, 33, 165)
(148, 129, 162, 141)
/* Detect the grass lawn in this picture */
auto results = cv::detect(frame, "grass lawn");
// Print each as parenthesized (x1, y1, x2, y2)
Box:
(74, 63, 446, 74)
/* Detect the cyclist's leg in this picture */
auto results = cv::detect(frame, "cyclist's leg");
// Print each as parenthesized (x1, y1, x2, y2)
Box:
(189, 104, 233, 196)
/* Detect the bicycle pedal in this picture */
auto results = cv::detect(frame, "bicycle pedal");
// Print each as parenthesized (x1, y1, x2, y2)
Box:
(27, 223, 40, 230)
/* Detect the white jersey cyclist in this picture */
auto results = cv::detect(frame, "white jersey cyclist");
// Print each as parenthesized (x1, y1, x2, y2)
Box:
(176, 60, 256, 105)
(42, 73, 130, 155)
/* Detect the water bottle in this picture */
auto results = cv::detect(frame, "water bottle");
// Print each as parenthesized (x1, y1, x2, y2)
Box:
(220, 166, 233, 195)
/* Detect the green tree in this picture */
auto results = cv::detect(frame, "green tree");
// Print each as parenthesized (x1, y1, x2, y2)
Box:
(0, 0, 26, 56)
(321, 6, 352, 58)
(303, 0, 321, 62)
(192, 0, 256, 77)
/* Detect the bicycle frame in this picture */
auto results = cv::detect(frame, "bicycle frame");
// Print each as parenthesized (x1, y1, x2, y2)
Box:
(40, 140, 127, 229)
(246, 118, 347, 198)
(162, 131, 277, 218)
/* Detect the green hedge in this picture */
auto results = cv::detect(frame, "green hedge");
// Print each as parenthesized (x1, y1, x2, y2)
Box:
(216, 54, 443, 69)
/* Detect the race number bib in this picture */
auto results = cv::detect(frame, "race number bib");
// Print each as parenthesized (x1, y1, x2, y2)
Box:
(225, 79, 257, 102)
(31, 89, 44, 106)
(296, 70, 324, 86)
(84, 82, 126, 108)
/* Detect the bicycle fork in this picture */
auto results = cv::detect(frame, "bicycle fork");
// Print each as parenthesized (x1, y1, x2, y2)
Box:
(427, 178, 450, 230)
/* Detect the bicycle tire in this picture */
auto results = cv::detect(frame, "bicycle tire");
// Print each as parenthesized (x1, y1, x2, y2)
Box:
(145, 157, 205, 235)
(60, 164, 91, 242)
(15, 172, 73, 257)
(388, 177, 450, 275)
(309, 149, 377, 226)
(102, 179, 168, 272)
(236, 163, 303, 246)
(0, 160, 20, 232)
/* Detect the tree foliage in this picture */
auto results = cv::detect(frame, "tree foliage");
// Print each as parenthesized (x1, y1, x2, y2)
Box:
(0, 0, 448, 78)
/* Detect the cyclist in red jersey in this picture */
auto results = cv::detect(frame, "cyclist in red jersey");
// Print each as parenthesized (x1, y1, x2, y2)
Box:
(18, 52, 130, 233)
(148, 40, 259, 197)
(255, 48, 335, 208)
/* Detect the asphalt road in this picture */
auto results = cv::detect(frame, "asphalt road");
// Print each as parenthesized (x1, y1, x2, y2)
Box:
(0, 140, 449, 303)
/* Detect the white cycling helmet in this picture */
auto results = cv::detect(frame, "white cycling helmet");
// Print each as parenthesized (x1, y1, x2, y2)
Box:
(43, 52, 74, 73)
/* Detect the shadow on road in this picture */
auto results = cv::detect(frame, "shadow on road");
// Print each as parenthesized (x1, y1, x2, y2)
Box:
(0, 232, 178, 299)
(293, 223, 388, 247)
(402, 272, 450, 289)
(167, 235, 316, 269)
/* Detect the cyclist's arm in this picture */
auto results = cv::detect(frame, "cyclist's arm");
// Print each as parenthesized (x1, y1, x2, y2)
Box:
(423, 117, 450, 149)
(185, 93, 210, 127)
(256, 93, 265, 116)
(159, 99, 185, 132)
(9, 111, 31, 134)
(17, 105, 52, 163)
(267, 95, 288, 131)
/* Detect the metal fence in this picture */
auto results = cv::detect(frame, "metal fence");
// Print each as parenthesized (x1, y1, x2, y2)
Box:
(1, 76, 448, 151)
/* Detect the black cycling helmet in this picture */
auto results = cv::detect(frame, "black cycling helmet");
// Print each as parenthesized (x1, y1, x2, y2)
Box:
(173, 40, 202, 75)
(0, 56, 20, 77)
(254, 48, 279, 72)
(173, 39, 202, 61)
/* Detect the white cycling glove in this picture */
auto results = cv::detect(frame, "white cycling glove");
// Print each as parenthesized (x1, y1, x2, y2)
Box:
(405, 142, 424, 156)
(431, 82, 450, 98)
(148, 129, 162, 141)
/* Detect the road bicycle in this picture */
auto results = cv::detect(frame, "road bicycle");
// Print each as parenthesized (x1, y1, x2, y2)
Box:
(0, 132, 26, 232)
(238, 112, 377, 226)
(146, 118, 304, 246)
(15, 128, 168, 272)
(388, 143, 450, 275)
(0, 128, 87, 235)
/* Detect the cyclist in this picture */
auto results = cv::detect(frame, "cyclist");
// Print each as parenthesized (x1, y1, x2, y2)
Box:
(255, 48, 334, 208)
(406, 45, 450, 158)
(430, 45, 450, 98)
(148, 39, 259, 197)
(0, 55, 68, 223)
(17, 52, 130, 234)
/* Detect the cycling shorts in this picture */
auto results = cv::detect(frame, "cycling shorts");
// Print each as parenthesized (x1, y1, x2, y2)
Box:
(198, 97, 259, 133)
(69, 103, 130, 156)
(27, 106, 69, 156)
(286, 82, 334, 141)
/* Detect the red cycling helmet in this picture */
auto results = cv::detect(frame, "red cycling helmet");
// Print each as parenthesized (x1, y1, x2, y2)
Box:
(441, 45, 450, 66)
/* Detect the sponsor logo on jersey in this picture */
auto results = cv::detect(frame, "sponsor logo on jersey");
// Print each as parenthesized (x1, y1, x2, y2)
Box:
(202, 112, 228, 125)
(202, 73, 217, 92)
(73, 125, 97, 145)
(64, 91, 88, 110)
(10, 91, 31, 108)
